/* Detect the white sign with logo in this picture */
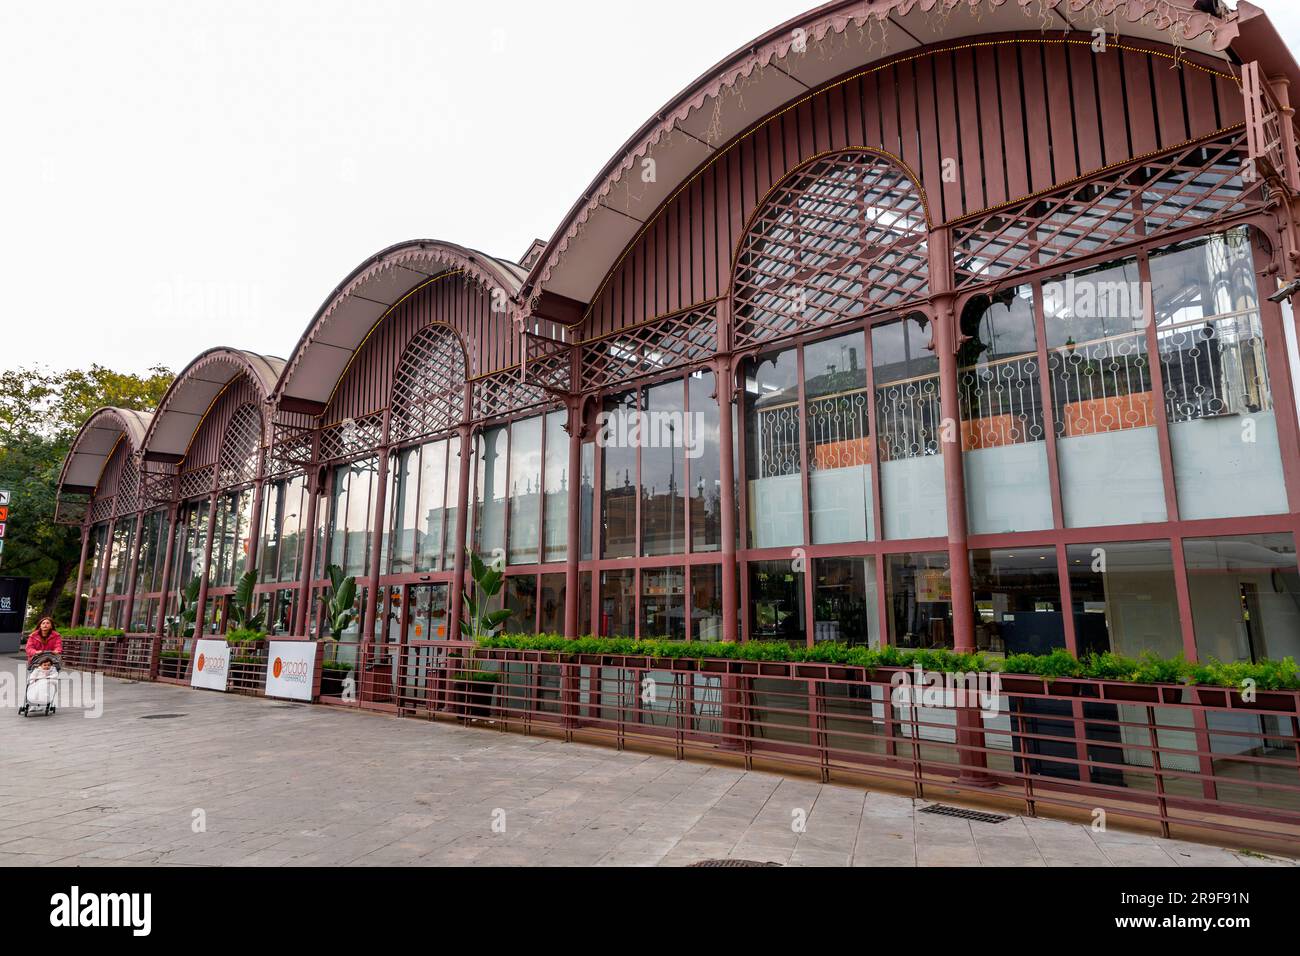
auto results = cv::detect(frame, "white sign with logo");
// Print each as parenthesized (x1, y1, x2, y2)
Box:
(264, 641, 318, 701)
(191, 639, 231, 692)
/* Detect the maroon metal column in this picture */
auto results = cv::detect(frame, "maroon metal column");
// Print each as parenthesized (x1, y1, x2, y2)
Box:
(448, 422, 473, 640)
(120, 507, 146, 633)
(154, 501, 180, 637)
(563, 398, 583, 638)
(70, 524, 91, 627)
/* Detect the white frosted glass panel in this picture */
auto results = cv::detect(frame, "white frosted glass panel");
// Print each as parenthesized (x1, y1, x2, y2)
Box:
(881, 455, 947, 540)
(748, 475, 804, 549)
(810, 465, 873, 544)
(1169, 411, 1288, 520)
(1058, 427, 1167, 528)
(963, 443, 1053, 535)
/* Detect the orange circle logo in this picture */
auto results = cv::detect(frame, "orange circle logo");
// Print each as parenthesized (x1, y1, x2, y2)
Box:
(197, 654, 206, 671)
(273, 658, 283, 678)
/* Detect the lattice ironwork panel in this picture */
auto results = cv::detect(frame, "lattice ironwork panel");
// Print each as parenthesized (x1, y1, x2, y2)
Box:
(138, 466, 177, 507)
(178, 464, 215, 501)
(90, 496, 115, 525)
(473, 367, 554, 422)
(581, 305, 718, 392)
(217, 403, 263, 487)
(319, 414, 383, 463)
(269, 421, 315, 476)
(55, 494, 90, 527)
(390, 325, 467, 443)
(953, 133, 1265, 289)
(734, 152, 929, 348)
(113, 454, 140, 517)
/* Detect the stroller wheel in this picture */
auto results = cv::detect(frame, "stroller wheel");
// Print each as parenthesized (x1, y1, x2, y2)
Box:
(18, 706, 27, 717)
(45, 704, 53, 716)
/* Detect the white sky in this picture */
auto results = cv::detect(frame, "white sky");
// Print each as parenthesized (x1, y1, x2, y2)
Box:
(3, 0, 1299, 376)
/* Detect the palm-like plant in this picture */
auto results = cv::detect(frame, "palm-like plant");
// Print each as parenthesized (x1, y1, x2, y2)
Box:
(318, 564, 358, 641)
(167, 576, 202, 639)
(460, 552, 512, 641)
(227, 569, 266, 632)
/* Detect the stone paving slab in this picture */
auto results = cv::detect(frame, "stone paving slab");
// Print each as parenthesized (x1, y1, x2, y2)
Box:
(0, 656, 1293, 868)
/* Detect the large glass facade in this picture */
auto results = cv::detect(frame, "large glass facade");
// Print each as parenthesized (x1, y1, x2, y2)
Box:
(745, 347, 803, 549)
(806, 332, 874, 544)
(1185, 533, 1300, 663)
(1066, 541, 1184, 659)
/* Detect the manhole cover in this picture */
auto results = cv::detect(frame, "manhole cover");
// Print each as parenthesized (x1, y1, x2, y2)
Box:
(689, 859, 781, 868)
(139, 714, 188, 720)
(920, 804, 1010, 824)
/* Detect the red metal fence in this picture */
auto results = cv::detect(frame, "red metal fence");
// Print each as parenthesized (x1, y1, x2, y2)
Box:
(54, 637, 1300, 849)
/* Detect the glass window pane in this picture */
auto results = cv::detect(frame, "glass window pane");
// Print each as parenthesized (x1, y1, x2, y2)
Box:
(443, 435, 463, 570)
(503, 575, 538, 634)
(886, 552, 953, 649)
(1185, 533, 1300, 663)
(691, 565, 724, 641)
(1066, 541, 1184, 659)
(748, 560, 805, 644)
(970, 547, 1065, 656)
(688, 372, 723, 553)
(580, 442, 594, 562)
(599, 569, 635, 637)
(508, 417, 543, 566)
(642, 381, 686, 557)
(1045, 258, 1167, 528)
(389, 448, 418, 575)
(745, 348, 804, 549)
(539, 573, 565, 634)
(960, 287, 1053, 534)
(543, 412, 569, 564)
(416, 441, 448, 572)
(806, 332, 874, 544)
(640, 567, 685, 639)
(475, 427, 508, 560)
(873, 317, 946, 539)
(1153, 229, 1288, 519)
(814, 557, 879, 646)
(601, 392, 638, 559)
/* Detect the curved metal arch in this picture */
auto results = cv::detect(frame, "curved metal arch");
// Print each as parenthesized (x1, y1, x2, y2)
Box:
(274, 240, 526, 415)
(140, 347, 283, 465)
(730, 148, 931, 349)
(58, 407, 152, 493)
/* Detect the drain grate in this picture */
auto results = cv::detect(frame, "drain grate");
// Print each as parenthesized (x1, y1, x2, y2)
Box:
(920, 804, 1010, 824)
(139, 714, 188, 720)
(689, 859, 782, 868)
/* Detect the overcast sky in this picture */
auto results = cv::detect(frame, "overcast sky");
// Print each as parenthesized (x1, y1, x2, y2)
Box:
(4, 0, 1300, 376)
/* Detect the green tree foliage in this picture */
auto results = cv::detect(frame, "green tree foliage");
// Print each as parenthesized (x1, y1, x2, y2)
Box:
(0, 364, 174, 620)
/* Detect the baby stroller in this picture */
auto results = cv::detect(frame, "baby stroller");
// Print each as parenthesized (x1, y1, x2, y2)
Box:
(19, 652, 62, 717)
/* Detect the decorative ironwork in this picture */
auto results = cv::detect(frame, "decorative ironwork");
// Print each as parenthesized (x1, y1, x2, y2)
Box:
(1048, 331, 1154, 438)
(55, 494, 90, 527)
(269, 419, 315, 476)
(178, 464, 216, 501)
(217, 403, 263, 487)
(1159, 311, 1272, 424)
(1243, 61, 1300, 193)
(953, 133, 1266, 289)
(733, 152, 929, 348)
(580, 305, 717, 393)
(958, 355, 1045, 450)
(138, 465, 177, 507)
(390, 325, 467, 443)
(319, 414, 383, 463)
(473, 366, 557, 422)
(875, 375, 942, 461)
(91, 496, 115, 524)
(807, 388, 870, 473)
(752, 400, 801, 480)
(114, 455, 140, 517)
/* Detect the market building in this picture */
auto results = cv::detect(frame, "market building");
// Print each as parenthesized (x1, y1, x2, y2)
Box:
(56, 0, 1300, 675)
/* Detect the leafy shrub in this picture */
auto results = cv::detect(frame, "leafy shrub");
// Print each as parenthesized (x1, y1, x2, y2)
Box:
(226, 629, 267, 644)
(62, 627, 125, 640)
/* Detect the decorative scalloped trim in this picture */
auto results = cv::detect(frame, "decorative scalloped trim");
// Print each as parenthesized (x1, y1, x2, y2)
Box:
(529, 0, 1236, 298)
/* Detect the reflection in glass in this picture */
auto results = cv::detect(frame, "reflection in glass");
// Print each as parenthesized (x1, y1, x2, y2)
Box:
(642, 381, 686, 557)
(748, 560, 805, 644)
(1185, 534, 1300, 663)
(600, 569, 635, 637)
(508, 417, 543, 566)
(886, 552, 952, 649)
(1066, 541, 1183, 659)
(970, 548, 1065, 655)
(806, 332, 873, 544)
(601, 392, 638, 559)
(814, 557, 879, 646)
(745, 348, 803, 549)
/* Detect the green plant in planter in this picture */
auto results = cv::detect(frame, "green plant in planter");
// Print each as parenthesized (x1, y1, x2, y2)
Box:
(227, 570, 266, 632)
(459, 552, 512, 641)
(317, 564, 358, 642)
(226, 628, 267, 645)
(167, 576, 202, 640)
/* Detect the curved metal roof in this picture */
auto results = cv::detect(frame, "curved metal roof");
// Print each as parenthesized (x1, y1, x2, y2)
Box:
(519, 0, 1257, 319)
(140, 347, 284, 463)
(58, 407, 153, 493)
(274, 239, 525, 412)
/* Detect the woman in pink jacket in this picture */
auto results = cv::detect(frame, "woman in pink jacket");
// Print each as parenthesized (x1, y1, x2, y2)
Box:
(26, 617, 63, 663)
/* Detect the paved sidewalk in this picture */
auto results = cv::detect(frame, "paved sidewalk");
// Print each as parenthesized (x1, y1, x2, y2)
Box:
(0, 656, 1293, 867)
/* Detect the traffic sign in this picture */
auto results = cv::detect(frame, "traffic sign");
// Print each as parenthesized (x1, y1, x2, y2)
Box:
(0, 490, 9, 506)
(0, 522, 6, 538)
(0, 506, 7, 522)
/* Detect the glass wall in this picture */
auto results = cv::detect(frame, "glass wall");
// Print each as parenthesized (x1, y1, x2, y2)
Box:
(1045, 257, 1166, 528)
(259, 474, 309, 585)
(970, 547, 1065, 655)
(960, 287, 1053, 534)
(813, 557, 879, 646)
(886, 552, 952, 649)
(600, 568, 635, 637)
(688, 372, 726, 554)
(1066, 541, 1183, 659)
(543, 412, 569, 563)
(601, 392, 638, 559)
(327, 458, 378, 579)
(806, 332, 874, 544)
(745, 347, 803, 549)
(640, 567, 685, 639)
(748, 560, 805, 643)
(474, 426, 508, 560)
(1185, 533, 1300, 663)
(872, 316, 946, 539)
(1152, 228, 1288, 519)
(642, 382, 687, 557)
(507, 416, 543, 566)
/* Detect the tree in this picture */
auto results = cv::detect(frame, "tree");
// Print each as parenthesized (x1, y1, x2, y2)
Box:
(0, 363, 174, 620)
